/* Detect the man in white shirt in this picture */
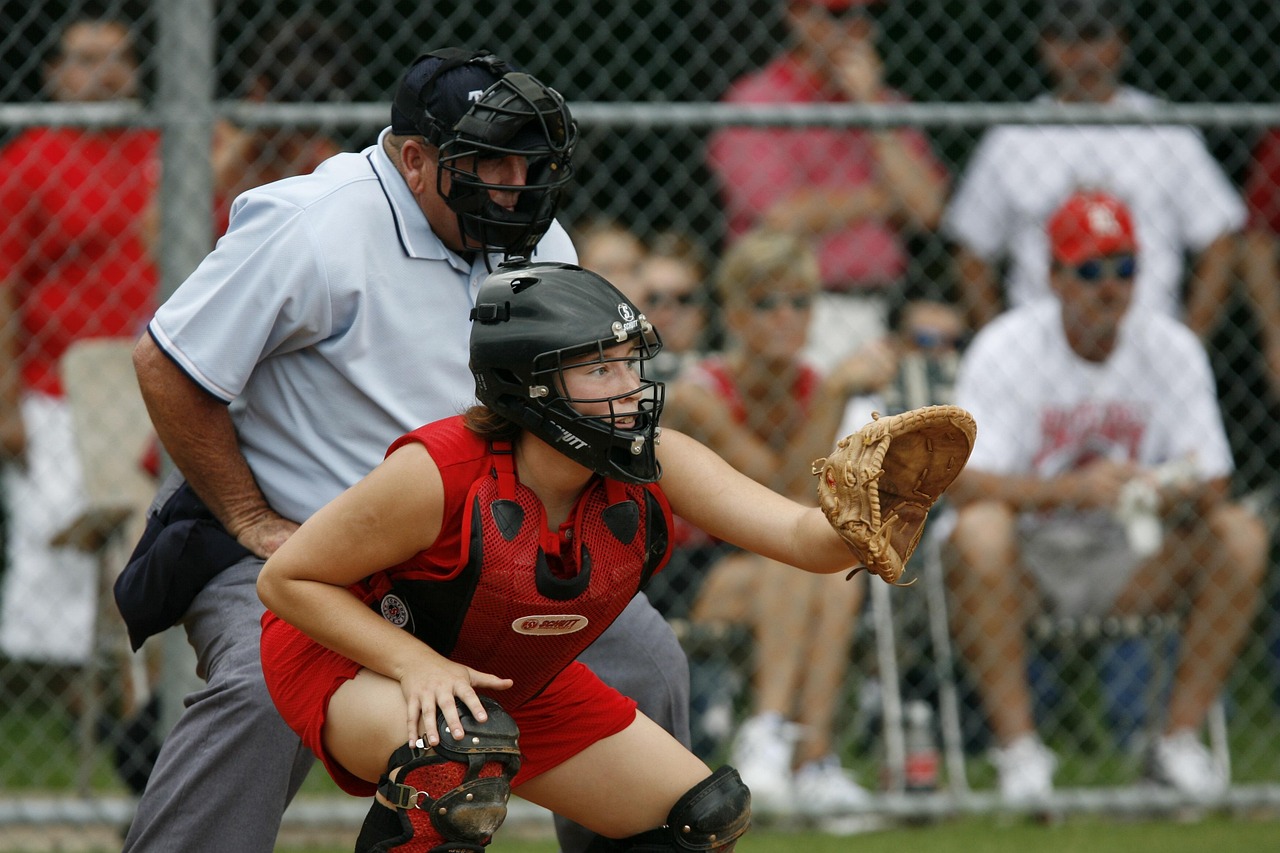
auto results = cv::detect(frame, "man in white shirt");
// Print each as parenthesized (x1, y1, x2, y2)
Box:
(941, 0, 1244, 333)
(942, 190, 1265, 803)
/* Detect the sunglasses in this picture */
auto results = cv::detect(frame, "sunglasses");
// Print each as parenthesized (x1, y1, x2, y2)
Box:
(645, 291, 697, 310)
(908, 328, 966, 350)
(750, 293, 813, 312)
(1060, 254, 1137, 283)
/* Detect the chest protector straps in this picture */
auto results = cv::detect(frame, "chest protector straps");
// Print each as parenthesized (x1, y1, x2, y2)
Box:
(355, 696, 521, 853)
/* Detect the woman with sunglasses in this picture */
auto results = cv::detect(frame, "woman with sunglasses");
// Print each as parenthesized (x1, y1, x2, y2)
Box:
(659, 228, 900, 813)
(255, 261, 905, 851)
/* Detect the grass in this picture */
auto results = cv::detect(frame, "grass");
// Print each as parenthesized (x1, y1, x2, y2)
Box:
(271, 815, 1280, 853)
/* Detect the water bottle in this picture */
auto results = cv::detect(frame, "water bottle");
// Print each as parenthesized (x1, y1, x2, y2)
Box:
(903, 700, 940, 793)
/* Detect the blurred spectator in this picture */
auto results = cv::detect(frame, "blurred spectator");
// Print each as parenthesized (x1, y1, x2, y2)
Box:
(572, 217, 647, 298)
(0, 15, 158, 667)
(1239, 128, 1280, 709)
(634, 230, 714, 382)
(942, 0, 1244, 334)
(1241, 128, 1280, 399)
(662, 229, 897, 812)
(141, 15, 350, 250)
(941, 190, 1266, 803)
(840, 297, 967, 431)
(706, 0, 947, 374)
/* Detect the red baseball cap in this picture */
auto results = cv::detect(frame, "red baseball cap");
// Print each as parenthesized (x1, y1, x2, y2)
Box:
(1047, 190, 1137, 264)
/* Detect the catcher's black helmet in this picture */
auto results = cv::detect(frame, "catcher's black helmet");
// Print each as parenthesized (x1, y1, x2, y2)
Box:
(391, 48, 577, 260)
(469, 262, 664, 484)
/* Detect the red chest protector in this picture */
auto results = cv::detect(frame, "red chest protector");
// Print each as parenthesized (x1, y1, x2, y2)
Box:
(367, 443, 672, 707)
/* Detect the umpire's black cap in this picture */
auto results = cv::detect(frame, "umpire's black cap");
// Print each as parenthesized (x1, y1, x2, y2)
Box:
(391, 48, 548, 152)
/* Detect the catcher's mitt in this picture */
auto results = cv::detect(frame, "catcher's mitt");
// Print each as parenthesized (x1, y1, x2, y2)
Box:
(812, 405, 977, 585)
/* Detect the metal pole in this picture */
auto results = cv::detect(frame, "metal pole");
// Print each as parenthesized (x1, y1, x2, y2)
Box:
(154, 0, 215, 734)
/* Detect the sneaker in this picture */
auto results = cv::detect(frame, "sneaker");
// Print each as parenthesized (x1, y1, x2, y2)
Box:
(1148, 730, 1227, 799)
(730, 713, 799, 811)
(793, 755, 873, 815)
(990, 734, 1057, 803)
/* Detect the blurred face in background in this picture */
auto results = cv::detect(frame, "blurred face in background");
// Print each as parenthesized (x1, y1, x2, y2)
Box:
(1051, 251, 1137, 361)
(786, 0, 881, 93)
(898, 300, 967, 355)
(46, 21, 140, 103)
(578, 227, 647, 300)
(635, 255, 706, 355)
(1040, 29, 1126, 103)
(729, 275, 816, 363)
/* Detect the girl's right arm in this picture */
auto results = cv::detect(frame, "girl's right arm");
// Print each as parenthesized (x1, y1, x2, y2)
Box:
(257, 442, 512, 745)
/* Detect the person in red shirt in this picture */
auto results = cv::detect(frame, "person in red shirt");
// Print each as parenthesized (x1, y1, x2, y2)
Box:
(706, 0, 947, 374)
(256, 261, 905, 852)
(0, 15, 158, 666)
(1241, 129, 1280, 397)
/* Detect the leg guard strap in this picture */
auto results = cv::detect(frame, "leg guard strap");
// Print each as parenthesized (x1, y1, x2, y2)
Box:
(355, 697, 520, 853)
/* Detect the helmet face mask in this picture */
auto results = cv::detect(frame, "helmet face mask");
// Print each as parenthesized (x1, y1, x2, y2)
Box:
(435, 72, 577, 259)
(471, 263, 665, 484)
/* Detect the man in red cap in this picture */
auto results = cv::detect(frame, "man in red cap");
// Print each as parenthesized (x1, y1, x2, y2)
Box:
(936, 189, 1266, 803)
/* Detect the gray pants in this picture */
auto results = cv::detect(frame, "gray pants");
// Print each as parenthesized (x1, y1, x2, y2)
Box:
(554, 593, 692, 852)
(122, 564, 690, 852)
(121, 557, 314, 853)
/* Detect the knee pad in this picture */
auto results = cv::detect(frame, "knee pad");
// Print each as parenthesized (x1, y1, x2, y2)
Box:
(586, 766, 752, 853)
(355, 696, 521, 853)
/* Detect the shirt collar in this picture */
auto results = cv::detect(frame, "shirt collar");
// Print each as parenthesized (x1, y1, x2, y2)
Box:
(368, 126, 476, 272)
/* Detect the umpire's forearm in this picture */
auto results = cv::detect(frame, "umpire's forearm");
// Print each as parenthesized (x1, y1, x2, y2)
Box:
(133, 332, 279, 541)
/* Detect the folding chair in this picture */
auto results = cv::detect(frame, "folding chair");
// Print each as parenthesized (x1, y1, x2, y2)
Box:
(53, 338, 158, 781)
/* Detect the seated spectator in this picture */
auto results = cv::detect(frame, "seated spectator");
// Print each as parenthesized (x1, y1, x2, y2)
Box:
(707, 0, 947, 374)
(662, 229, 897, 812)
(141, 14, 351, 252)
(941, 190, 1266, 803)
(633, 230, 714, 382)
(572, 217, 647, 298)
(1241, 127, 1280, 400)
(840, 296, 968, 430)
(208, 15, 352, 233)
(0, 13, 158, 670)
(941, 0, 1243, 333)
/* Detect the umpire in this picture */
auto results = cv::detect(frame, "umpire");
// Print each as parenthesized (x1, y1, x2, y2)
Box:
(117, 48, 690, 853)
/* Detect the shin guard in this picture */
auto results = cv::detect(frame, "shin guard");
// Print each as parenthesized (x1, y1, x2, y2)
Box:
(354, 697, 521, 853)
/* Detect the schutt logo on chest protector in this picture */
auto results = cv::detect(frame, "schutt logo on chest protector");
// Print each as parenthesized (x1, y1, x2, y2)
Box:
(512, 614, 589, 635)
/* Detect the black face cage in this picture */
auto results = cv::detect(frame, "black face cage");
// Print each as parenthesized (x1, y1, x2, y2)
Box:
(438, 73, 578, 259)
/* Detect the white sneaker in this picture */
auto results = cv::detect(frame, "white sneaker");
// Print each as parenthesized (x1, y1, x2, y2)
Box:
(729, 713, 799, 811)
(793, 755, 873, 815)
(990, 734, 1057, 803)
(1149, 730, 1227, 799)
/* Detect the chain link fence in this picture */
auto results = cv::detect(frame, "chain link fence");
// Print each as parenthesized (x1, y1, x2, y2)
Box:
(3, 0, 1280, 843)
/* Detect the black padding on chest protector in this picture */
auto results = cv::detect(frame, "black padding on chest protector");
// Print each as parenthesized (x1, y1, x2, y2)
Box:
(535, 546, 592, 601)
(602, 500, 640, 543)
(490, 500, 523, 541)
(640, 491, 670, 589)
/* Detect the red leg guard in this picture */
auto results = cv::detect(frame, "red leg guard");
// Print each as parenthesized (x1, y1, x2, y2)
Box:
(355, 698, 521, 853)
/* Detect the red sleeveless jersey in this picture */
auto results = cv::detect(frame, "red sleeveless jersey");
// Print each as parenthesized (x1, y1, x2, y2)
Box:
(354, 417, 673, 706)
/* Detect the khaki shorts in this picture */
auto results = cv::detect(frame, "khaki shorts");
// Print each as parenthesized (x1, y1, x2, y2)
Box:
(1019, 517, 1142, 620)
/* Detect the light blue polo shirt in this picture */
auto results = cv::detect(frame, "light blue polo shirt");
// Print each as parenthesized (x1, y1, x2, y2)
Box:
(150, 127, 577, 522)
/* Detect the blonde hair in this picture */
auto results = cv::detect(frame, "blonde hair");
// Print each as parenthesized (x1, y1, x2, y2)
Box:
(713, 229, 820, 308)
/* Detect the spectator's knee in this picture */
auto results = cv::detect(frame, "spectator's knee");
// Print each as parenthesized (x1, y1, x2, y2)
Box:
(948, 500, 1018, 585)
(1206, 502, 1268, 586)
